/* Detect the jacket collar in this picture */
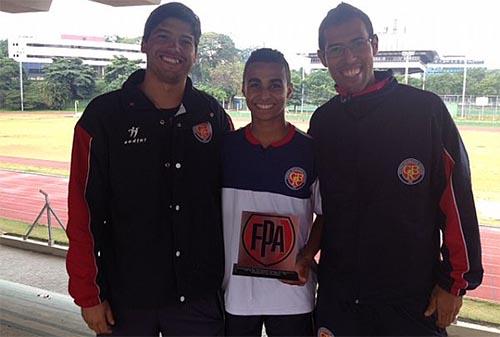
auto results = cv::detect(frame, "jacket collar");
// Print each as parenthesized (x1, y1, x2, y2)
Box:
(336, 70, 394, 101)
(121, 69, 194, 114)
(244, 123, 296, 148)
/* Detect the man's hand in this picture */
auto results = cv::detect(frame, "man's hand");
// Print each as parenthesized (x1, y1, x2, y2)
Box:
(280, 252, 312, 286)
(424, 285, 463, 329)
(81, 300, 115, 335)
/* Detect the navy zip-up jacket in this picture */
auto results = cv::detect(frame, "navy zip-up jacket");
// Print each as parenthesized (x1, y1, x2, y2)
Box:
(66, 70, 233, 309)
(309, 71, 482, 302)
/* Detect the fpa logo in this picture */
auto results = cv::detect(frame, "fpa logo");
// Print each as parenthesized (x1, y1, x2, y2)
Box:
(241, 213, 296, 267)
(398, 158, 425, 185)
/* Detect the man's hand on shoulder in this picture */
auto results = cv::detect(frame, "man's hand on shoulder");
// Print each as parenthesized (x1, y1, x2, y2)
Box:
(424, 285, 463, 329)
(81, 300, 115, 335)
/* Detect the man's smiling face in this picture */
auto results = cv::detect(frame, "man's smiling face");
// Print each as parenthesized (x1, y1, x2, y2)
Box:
(141, 17, 196, 85)
(318, 17, 378, 94)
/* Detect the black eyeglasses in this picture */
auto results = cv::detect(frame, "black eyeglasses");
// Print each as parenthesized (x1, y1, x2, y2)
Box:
(324, 36, 374, 58)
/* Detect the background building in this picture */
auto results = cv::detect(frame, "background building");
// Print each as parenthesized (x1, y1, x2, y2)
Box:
(8, 34, 146, 79)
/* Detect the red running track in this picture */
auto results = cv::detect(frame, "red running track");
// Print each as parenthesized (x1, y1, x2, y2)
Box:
(0, 169, 499, 303)
(0, 170, 68, 227)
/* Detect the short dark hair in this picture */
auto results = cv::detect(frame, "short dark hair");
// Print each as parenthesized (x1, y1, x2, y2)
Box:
(143, 2, 201, 48)
(318, 2, 374, 50)
(243, 48, 291, 84)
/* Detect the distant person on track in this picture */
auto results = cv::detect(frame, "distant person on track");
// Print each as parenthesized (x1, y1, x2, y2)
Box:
(309, 3, 483, 336)
(222, 48, 323, 337)
(66, 2, 232, 336)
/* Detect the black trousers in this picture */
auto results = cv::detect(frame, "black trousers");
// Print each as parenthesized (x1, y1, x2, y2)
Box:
(100, 292, 224, 336)
(225, 311, 314, 337)
(315, 290, 446, 337)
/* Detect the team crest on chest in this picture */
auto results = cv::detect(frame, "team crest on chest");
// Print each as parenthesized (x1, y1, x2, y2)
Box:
(398, 158, 425, 185)
(318, 327, 334, 337)
(192, 121, 212, 143)
(285, 167, 306, 190)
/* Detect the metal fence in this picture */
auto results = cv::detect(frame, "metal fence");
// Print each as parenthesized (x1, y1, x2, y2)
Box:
(441, 95, 500, 121)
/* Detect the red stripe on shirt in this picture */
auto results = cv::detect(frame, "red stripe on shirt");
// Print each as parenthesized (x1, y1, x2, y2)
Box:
(244, 123, 296, 147)
(439, 149, 470, 296)
(66, 125, 101, 307)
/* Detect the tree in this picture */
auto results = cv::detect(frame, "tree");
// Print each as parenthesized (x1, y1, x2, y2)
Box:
(304, 69, 336, 106)
(478, 70, 500, 95)
(238, 47, 255, 63)
(192, 32, 239, 83)
(289, 69, 304, 111)
(5, 81, 48, 110)
(0, 39, 8, 57)
(0, 57, 18, 92)
(394, 74, 423, 89)
(0, 43, 47, 111)
(197, 84, 229, 103)
(103, 56, 141, 92)
(466, 69, 500, 96)
(208, 61, 244, 106)
(0, 56, 20, 109)
(105, 35, 142, 44)
(42, 58, 97, 109)
(41, 81, 71, 110)
(425, 72, 463, 95)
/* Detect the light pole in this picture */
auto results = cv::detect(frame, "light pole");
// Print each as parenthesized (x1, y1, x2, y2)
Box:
(19, 61, 24, 112)
(421, 68, 426, 90)
(402, 51, 414, 85)
(300, 66, 304, 114)
(461, 56, 467, 118)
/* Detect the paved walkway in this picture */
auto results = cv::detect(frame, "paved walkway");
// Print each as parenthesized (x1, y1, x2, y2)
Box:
(0, 244, 498, 337)
(0, 244, 68, 295)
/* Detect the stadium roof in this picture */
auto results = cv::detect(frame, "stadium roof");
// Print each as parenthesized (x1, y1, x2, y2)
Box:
(0, 0, 160, 13)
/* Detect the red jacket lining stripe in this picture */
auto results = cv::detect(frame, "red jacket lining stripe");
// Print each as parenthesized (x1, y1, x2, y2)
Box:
(337, 77, 390, 98)
(439, 149, 470, 295)
(227, 115, 235, 131)
(67, 125, 101, 307)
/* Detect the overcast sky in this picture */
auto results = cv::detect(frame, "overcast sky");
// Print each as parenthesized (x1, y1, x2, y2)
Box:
(0, 0, 499, 68)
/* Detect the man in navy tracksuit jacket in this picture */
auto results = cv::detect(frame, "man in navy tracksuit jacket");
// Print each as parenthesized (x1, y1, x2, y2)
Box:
(310, 3, 483, 336)
(66, 3, 232, 336)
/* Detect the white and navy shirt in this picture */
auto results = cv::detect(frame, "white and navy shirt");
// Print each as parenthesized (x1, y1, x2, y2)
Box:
(222, 124, 322, 315)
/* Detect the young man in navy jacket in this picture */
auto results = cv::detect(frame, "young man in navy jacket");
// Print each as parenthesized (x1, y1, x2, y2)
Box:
(310, 3, 483, 336)
(66, 3, 232, 336)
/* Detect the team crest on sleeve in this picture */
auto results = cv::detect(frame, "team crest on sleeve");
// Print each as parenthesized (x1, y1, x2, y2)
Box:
(318, 327, 334, 337)
(192, 121, 212, 143)
(285, 167, 307, 190)
(398, 158, 425, 185)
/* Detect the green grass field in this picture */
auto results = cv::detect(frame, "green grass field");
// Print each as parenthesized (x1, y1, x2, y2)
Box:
(0, 112, 75, 162)
(0, 217, 68, 245)
(1, 112, 499, 226)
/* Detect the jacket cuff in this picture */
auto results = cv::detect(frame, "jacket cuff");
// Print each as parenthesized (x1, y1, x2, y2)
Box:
(75, 296, 102, 308)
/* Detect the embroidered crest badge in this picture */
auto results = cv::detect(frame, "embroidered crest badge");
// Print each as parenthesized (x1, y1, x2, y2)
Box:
(398, 158, 425, 185)
(192, 122, 212, 143)
(318, 327, 334, 337)
(285, 167, 306, 190)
